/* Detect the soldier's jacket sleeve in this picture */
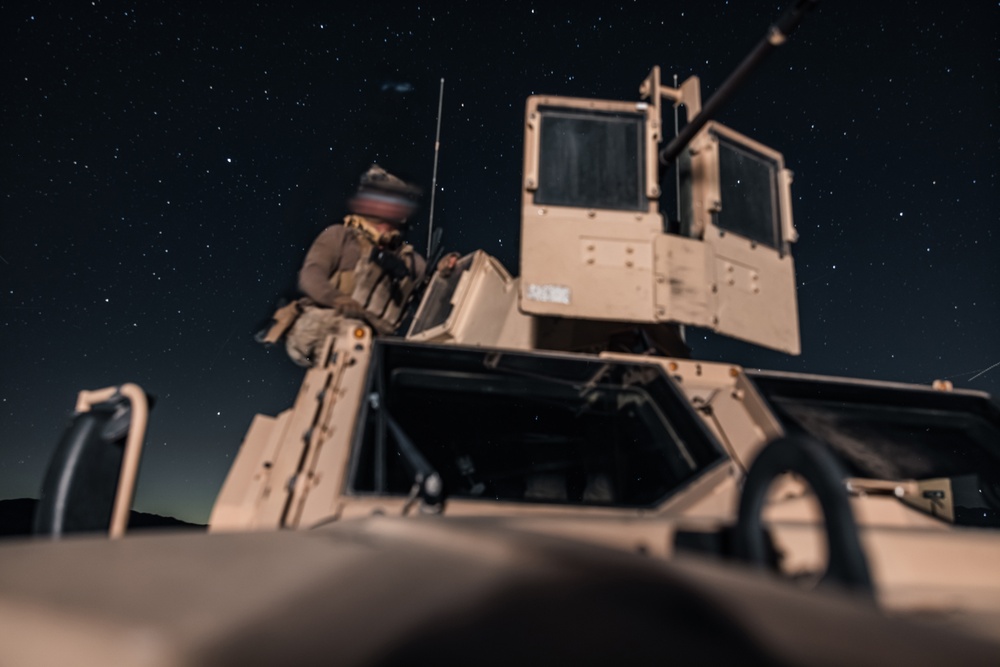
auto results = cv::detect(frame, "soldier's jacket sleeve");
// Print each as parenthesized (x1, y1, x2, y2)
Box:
(298, 225, 348, 307)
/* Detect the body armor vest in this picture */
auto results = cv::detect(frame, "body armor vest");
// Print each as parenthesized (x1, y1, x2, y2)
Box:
(339, 216, 419, 334)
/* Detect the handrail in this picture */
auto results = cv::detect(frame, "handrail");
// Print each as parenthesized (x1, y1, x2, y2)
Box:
(74, 383, 149, 539)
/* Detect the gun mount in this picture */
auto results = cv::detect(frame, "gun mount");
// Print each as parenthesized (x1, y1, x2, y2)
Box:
(406, 2, 820, 356)
(517, 74, 800, 353)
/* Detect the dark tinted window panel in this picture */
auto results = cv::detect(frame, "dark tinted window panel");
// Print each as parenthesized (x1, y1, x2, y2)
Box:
(748, 373, 1000, 526)
(748, 372, 1000, 481)
(350, 342, 726, 508)
(715, 134, 781, 248)
(535, 108, 647, 212)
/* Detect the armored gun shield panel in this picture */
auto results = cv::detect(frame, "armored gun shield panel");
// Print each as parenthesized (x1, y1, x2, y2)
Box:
(520, 95, 663, 322)
(673, 122, 800, 354)
(407, 250, 533, 348)
(519, 93, 800, 354)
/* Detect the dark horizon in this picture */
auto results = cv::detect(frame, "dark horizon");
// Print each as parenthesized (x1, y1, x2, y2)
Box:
(0, 497, 205, 538)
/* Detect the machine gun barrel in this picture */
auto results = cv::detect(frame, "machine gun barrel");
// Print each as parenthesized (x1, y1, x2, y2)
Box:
(659, 0, 819, 166)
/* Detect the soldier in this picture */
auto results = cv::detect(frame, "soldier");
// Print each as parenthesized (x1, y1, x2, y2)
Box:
(280, 165, 433, 367)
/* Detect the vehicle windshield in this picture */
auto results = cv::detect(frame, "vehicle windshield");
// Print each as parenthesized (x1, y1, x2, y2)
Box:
(749, 372, 1000, 527)
(349, 342, 725, 508)
(748, 372, 1000, 481)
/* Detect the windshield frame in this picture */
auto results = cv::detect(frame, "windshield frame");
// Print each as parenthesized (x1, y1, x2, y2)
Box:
(346, 340, 728, 510)
(746, 370, 1000, 482)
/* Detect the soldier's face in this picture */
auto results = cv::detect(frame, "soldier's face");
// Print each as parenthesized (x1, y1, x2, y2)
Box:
(373, 220, 399, 236)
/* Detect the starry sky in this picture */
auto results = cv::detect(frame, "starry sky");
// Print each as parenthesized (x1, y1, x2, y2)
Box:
(2, 1, 997, 524)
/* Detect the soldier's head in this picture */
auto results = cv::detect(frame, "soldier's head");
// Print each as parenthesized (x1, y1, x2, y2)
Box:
(348, 165, 421, 232)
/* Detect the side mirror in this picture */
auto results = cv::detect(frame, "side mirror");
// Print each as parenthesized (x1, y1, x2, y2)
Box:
(33, 384, 150, 539)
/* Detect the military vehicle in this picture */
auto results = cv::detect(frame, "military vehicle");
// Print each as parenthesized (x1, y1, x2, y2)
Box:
(3, 1, 999, 664)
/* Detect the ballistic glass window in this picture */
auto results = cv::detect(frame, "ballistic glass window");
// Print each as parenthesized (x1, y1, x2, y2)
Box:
(535, 107, 648, 212)
(715, 132, 781, 248)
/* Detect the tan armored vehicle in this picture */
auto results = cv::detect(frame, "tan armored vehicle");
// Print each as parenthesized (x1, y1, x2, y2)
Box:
(3, 3, 999, 664)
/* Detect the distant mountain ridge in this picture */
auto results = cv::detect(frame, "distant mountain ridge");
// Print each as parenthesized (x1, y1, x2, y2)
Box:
(0, 498, 205, 537)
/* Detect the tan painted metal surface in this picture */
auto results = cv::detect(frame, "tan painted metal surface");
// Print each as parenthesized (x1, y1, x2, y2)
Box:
(8, 50, 1000, 663)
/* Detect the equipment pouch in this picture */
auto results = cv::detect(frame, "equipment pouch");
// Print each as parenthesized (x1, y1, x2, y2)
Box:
(255, 300, 303, 345)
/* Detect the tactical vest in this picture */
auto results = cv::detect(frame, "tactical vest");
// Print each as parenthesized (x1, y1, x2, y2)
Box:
(337, 216, 419, 335)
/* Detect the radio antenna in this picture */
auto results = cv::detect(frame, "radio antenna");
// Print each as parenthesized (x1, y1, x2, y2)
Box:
(673, 72, 681, 223)
(427, 77, 445, 254)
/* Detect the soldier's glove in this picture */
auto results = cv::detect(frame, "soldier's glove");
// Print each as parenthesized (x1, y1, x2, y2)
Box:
(436, 252, 460, 278)
(370, 247, 412, 283)
(332, 295, 367, 319)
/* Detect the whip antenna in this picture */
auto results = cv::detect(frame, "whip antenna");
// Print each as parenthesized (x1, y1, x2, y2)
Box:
(427, 77, 445, 254)
(673, 72, 681, 223)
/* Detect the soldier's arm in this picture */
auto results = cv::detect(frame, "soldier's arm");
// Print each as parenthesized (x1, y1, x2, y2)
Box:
(298, 225, 347, 307)
(413, 252, 428, 283)
(408, 249, 456, 285)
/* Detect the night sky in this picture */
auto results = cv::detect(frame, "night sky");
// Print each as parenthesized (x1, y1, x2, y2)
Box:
(2, 1, 997, 524)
